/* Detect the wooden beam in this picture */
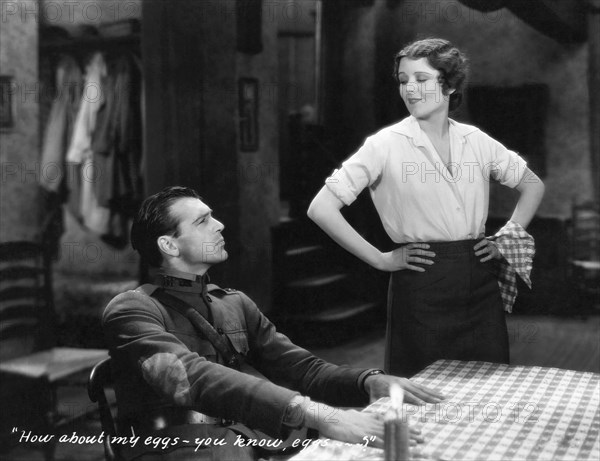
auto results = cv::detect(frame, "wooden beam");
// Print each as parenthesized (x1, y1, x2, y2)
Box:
(588, 0, 600, 202)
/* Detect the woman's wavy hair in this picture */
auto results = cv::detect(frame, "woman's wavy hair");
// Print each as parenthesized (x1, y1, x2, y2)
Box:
(393, 38, 469, 112)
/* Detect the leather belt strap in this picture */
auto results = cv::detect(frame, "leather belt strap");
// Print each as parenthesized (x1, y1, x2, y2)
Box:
(151, 288, 243, 370)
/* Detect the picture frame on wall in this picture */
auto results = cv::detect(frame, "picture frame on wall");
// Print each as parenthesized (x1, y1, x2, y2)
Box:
(0, 75, 15, 130)
(239, 77, 259, 152)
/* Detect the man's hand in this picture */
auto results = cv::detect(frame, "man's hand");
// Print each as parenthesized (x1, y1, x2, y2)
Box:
(364, 375, 445, 405)
(303, 405, 424, 449)
(314, 408, 385, 448)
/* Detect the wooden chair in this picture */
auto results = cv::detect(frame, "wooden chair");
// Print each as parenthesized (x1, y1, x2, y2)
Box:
(88, 357, 120, 461)
(567, 201, 600, 309)
(0, 241, 108, 461)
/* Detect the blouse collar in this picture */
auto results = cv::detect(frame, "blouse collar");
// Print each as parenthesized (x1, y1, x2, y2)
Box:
(390, 116, 478, 145)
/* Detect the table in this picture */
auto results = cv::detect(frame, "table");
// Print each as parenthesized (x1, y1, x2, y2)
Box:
(290, 360, 600, 460)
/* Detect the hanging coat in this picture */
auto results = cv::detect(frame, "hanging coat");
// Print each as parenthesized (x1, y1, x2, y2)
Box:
(66, 52, 111, 234)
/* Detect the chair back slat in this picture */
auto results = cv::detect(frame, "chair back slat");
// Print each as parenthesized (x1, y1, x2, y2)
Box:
(568, 201, 600, 305)
(570, 201, 600, 262)
(0, 304, 38, 319)
(0, 241, 56, 360)
(0, 242, 44, 261)
(0, 266, 46, 282)
(0, 318, 39, 339)
(0, 286, 45, 303)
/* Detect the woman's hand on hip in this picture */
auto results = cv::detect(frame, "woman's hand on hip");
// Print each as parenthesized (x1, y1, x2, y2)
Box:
(474, 239, 501, 262)
(378, 243, 436, 272)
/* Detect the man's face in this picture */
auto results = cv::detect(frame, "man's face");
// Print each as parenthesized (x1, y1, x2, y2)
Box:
(167, 197, 228, 272)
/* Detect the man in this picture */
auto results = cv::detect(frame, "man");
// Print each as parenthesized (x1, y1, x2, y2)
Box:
(103, 186, 444, 460)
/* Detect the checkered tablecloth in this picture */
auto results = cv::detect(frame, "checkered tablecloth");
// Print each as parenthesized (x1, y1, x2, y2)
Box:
(290, 360, 600, 460)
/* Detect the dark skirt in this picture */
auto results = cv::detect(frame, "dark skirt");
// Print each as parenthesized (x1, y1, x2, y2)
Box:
(385, 239, 509, 377)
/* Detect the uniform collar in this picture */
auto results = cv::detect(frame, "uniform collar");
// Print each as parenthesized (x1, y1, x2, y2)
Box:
(155, 267, 210, 295)
(390, 116, 478, 146)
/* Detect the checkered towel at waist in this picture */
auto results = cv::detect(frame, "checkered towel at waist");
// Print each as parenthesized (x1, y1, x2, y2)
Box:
(488, 221, 535, 313)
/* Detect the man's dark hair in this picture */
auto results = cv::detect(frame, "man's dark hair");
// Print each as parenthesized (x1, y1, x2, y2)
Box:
(131, 186, 201, 267)
(393, 37, 469, 112)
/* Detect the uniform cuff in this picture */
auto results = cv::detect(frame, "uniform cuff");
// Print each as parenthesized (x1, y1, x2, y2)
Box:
(357, 369, 386, 396)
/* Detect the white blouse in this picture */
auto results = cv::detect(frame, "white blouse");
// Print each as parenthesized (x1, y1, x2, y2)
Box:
(326, 116, 528, 243)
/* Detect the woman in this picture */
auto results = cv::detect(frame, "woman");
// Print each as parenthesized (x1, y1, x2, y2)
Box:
(307, 38, 545, 377)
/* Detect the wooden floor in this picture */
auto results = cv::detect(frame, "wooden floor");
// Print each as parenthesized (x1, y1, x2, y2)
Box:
(3, 314, 599, 461)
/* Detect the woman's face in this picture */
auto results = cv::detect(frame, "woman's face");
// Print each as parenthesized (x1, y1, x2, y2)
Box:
(397, 57, 452, 121)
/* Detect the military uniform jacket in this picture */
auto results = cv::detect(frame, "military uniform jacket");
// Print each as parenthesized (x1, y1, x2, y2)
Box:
(102, 268, 371, 438)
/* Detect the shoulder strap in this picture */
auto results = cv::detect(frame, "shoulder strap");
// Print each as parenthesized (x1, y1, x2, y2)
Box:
(138, 283, 159, 296)
(150, 288, 312, 454)
(151, 288, 242, 370)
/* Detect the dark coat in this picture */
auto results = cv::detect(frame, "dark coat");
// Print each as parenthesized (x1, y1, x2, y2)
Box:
(102, 272, 371, 439)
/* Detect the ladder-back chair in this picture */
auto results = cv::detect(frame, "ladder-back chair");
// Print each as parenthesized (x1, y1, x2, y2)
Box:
(0, 241, 108, 461)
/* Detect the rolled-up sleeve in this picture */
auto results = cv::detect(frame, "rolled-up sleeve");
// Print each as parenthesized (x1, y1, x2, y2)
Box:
(326, 137, 384, 205)
(486, 135, 528, 188)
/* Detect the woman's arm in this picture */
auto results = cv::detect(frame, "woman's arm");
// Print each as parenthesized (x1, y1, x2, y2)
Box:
(509, 167, 545, 229)
(475, 167, 545, 261)
(307, 186, 435, 272)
